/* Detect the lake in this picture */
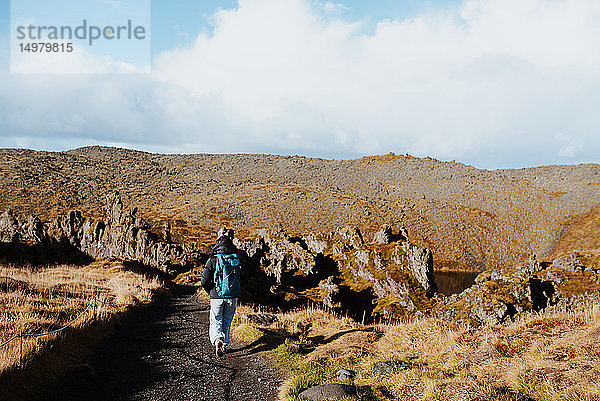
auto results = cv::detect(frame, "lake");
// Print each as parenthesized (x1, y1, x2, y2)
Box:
(433, 270, 480, 295)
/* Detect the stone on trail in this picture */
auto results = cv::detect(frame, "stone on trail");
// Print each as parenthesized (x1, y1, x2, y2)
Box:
(299, 383, 357, 401)
(335, 369, 356, 381)
(242, 313, 279, 326)
(372, 360, 411, 374)
(285, 343, 302, 354)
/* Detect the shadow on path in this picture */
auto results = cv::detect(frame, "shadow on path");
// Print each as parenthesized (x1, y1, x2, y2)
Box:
(232, 327, 288, 356)
(48, 285, 281, 401)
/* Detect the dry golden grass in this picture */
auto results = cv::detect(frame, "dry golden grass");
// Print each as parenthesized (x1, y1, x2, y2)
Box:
(551, 206, 600, 259)
(232, 302, 600, 401)
(0, 260, 162, 373)
(369, 307, 600, 400)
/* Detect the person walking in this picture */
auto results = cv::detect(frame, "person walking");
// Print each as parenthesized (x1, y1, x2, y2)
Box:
(201, 229, 243, 357)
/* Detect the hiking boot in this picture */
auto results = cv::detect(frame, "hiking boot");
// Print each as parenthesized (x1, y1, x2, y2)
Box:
(215, 339, 225, 357)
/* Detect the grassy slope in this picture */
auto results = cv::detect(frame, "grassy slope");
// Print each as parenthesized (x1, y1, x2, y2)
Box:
(547, 205, 600, 269)
(233, 302, 600, 401)
(0, 260, 162, 373)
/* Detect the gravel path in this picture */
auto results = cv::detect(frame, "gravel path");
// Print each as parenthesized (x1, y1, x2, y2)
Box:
(51, 285, 282, 401)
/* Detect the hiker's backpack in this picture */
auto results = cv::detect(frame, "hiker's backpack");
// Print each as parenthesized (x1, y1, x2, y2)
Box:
(213, 253, 241, 298)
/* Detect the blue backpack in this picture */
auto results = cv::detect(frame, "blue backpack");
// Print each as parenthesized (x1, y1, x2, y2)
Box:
(214, 253, 241, 298)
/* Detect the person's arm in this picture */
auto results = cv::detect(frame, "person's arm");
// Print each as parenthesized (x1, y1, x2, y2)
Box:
(201, 256, 215, 294)
(234, 248, 248, 285)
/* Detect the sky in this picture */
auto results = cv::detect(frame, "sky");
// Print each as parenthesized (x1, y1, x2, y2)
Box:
(0, 0, 599, 169)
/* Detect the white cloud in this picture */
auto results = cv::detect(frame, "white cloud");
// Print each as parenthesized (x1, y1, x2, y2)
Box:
(556, 134, 582, 158)
(319, 1, 349, 14)
(2, 0, 600, 168)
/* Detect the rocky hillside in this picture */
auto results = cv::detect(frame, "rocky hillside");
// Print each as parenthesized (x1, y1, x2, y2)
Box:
(0, 193, 438, 320)
(1, 146, 599, 273)
(3, 191, 598, 324)
(0, 193, 188, 273)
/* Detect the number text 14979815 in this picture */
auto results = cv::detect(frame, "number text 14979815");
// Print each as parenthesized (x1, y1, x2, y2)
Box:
(19, 43, 74, 53)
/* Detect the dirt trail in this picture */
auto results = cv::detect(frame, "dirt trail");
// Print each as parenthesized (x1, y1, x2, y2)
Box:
(49, 285, 282, 401)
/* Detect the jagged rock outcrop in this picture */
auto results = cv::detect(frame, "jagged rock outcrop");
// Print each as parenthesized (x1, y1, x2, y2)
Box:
(0, 210, 20, 243)
(319, 276, 341, 308)
(402, 242, 437, 296)
(436, 253, 599, 325)
(0, 193, 188, 272)
(552, 254, 580, 272)
(372, 226, 408, 244)
(78, 194, 188, 269)
(551, 252, 598, 273)
(234, 225, 437, 319)
(332, 227, 364, 250)
(234, 229, 317, 296)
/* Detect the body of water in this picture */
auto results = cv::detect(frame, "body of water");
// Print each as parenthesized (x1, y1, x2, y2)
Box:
(433, 270, 480, 295)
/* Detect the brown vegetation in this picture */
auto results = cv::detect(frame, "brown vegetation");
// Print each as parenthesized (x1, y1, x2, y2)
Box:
(0, 260, 162, 373)
(548, 205, 600, 270)
(233, 302, 600, 400)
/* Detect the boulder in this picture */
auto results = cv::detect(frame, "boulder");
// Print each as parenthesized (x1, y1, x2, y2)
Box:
(335, 369, 356, 381)
(299, 383, 356, 401)
(285, 343, 303, 354)
(242, 313, 279, 326)
(0, 210, 20, 243)
(373, 360, 411, 374)
(402, 242, 438, 296)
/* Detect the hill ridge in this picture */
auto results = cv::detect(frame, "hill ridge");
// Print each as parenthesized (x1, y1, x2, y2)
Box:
(1, 146, 599, 272)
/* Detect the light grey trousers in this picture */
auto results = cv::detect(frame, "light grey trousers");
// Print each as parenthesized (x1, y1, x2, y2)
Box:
(209, 298, 237, 346)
